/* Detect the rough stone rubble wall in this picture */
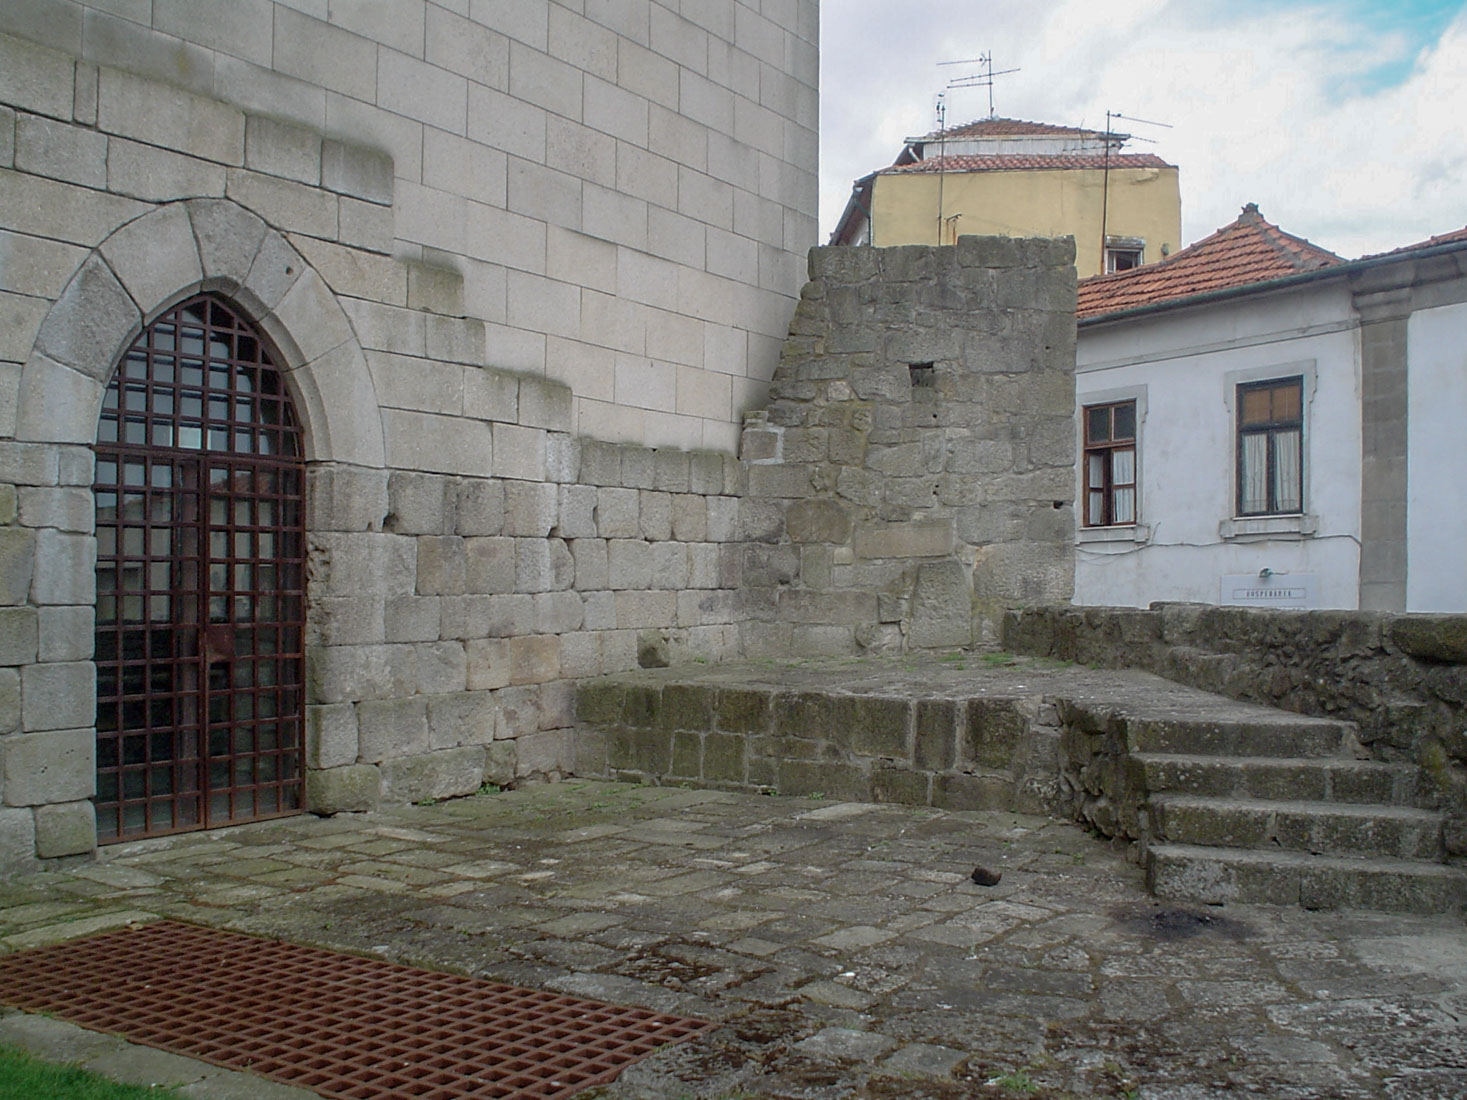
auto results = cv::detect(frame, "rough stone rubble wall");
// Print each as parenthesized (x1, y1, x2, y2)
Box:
(740, 240, 1077, 653)
(1003, 603, 1467, 854)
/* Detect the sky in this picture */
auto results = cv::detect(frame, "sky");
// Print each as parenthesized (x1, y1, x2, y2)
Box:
(818, 0, 1467, 258)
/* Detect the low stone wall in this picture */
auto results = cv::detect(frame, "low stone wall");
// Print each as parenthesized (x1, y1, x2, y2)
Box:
(1003, 602, 1467, 850)
(573, 664, 1066, 814)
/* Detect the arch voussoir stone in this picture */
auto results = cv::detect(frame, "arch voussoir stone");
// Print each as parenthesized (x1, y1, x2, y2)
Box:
(99, 204, 203, 322)
(33, 254, 140, 383)
(15, 199, 385, 470)
(187, 198, 267, 289)
(15, 352, 100, 445)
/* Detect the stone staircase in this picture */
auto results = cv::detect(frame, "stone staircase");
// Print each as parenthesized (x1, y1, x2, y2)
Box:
(1122, 712, 1467, 913)
(574, 658, 1467, 916)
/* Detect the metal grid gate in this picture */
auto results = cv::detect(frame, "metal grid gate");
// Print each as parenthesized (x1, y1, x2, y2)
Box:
(93, 296, 306, 842)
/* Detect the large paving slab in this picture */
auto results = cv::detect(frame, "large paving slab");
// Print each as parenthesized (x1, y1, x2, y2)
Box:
(0, 780, 1464, 1098)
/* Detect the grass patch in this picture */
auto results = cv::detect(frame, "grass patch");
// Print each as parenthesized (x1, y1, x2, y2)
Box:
(989, 1067, 1038, 1094)
(0, 1045, 185, 1099)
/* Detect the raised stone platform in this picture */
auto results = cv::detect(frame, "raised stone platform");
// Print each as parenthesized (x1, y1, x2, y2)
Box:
(573, 654, 1467, 914)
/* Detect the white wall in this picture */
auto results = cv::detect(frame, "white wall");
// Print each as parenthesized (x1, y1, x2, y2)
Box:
(1406, 300, 1467, 612)
(1075, 282, 1363, 608)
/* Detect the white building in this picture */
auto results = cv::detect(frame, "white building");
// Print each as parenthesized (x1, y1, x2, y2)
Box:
(1074, 205, 1467, 613)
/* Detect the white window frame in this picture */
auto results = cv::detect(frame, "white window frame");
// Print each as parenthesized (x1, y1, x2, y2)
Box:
(1104, 235, 1146, 274)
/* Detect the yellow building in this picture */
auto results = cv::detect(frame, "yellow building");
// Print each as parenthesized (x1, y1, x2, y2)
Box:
(831, 118, 1181, 278)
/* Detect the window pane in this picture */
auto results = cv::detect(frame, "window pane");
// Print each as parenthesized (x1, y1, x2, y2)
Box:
(1273, 428, 1302, 512)
(1112, 402, 1136, 440)
(1088, 453, 1105, 488)
(1088, 490, 1105, 526)
(1086, 405, 1110, 444)
(1240, 433, 1269, 513)
(1240, 387, 1272, 426)
(1273, 381, 1302, 422)
(1112, 448, 1135, 486)
(1113, 488, 1136, 524)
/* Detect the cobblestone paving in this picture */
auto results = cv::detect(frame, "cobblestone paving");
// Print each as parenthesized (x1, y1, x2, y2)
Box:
(0, 781, 1464, 1099)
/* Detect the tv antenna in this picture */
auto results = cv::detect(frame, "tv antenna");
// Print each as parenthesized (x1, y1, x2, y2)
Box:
(939, 52, 1020, 119)
(1104, 109, 1171, 145)
(1100, 109, 1173, 271)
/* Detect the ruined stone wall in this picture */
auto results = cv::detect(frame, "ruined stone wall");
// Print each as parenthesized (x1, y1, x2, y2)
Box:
(1003, 603, 1467, 850)
(739, 240, 1077, 653)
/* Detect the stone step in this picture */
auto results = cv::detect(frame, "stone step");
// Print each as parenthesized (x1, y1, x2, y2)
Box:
(1145, 842, 1467, 915)
(1151, 795, 1444, 861)
(1126, 716, 1357, 758)
(1131, 754, 1419, 805)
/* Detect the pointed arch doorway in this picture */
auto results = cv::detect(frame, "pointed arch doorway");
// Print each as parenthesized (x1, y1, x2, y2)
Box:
(93, 295, 307, 842)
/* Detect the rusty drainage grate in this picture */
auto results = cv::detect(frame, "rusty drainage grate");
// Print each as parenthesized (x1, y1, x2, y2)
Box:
(0, 920, 713, 1099)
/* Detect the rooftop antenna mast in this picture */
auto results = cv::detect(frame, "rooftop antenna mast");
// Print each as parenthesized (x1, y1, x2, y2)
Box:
(939, 52, 1021, 119)
(934, 92, 946, 246)
(931, 53, 1020, 244)
(1099, 109, 1171, 273)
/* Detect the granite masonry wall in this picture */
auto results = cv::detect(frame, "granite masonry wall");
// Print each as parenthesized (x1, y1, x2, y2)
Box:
(1003, 603, 1467, 854)
(739, 240, 1077, 654)
(0, 1, 818, 451)
(0, 6, 1086, 870)
(0, 0, 815, 869)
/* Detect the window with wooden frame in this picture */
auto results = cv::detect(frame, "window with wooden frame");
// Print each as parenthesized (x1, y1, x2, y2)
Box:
(1083, 399, 1137, 526)
(1236, 376, 1303, 516)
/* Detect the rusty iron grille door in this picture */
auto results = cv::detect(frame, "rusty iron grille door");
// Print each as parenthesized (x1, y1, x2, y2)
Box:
(94, 296, 306, 842)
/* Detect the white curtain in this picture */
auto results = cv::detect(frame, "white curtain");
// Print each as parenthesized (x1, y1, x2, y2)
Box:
(1272, 429, 1302, 512)
(1241, 433, 1269, 513)
(1112, 449, 1135, 523)
(1088, 454, 1105, 525)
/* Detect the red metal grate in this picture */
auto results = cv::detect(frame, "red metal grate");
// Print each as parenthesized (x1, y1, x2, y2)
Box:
(0, 921, 713, 1100)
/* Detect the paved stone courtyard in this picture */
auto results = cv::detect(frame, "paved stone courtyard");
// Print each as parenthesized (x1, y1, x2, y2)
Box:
(1, 780, 1464, 1099)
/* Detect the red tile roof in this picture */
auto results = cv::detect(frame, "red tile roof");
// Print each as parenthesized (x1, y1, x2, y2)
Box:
(1077, 203, 1344, 319)
(911, 117, 1118, 142)
(884, 153, 1172, 174)
(1370, 225, 1467, 257)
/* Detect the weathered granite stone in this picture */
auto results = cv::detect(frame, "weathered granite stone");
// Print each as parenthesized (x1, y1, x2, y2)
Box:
(305, 764, 380, 814)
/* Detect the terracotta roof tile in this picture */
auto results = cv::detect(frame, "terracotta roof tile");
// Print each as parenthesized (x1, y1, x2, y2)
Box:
(1076, 203, 1344, 319)
(883, 153, 1172, 174)
(910, 117, 1118, 142)
(1370, 225, 1467, 257)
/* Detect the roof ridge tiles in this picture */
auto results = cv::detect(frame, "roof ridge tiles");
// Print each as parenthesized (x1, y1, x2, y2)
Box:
(884, 152, 1173, 174)
(909, 116, 1120, 142)
(1076, 203, 1343, 319)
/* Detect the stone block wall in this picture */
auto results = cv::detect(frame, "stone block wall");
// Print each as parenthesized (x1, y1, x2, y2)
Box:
(0, 0, 818, 451)
(303, 442, 747, 813)
(738, 240, 1077, 654)
(1003, 603, 1467, 851)
(574, 665, 1067, 814)
(0, 6, 1097, 868)
(0, 4, 791, 868)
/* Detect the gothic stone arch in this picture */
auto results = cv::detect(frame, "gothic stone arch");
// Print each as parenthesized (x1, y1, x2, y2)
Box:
(9, 199, 385, 857)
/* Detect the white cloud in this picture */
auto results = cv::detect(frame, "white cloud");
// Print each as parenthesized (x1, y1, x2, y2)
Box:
(820, 1, 1467, 256)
